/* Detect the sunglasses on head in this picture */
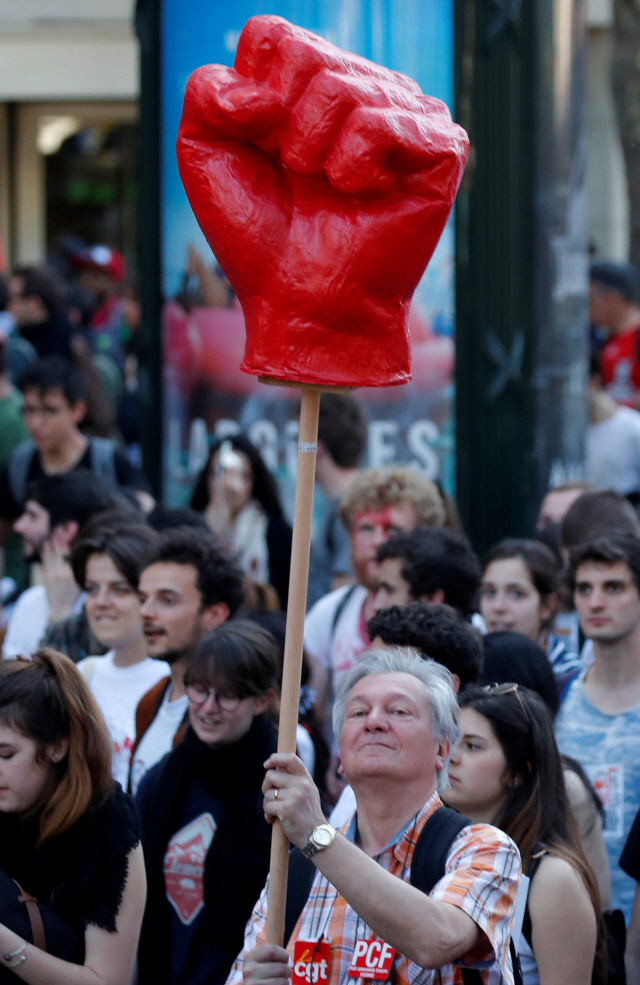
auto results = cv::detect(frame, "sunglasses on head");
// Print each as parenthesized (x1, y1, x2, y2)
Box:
(480, 682, 531, 726)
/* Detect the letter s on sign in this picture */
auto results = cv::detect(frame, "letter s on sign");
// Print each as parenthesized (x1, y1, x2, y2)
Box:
(408, 421, 439, 478)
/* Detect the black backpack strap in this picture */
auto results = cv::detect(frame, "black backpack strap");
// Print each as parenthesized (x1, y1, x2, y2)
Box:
(521, 850, 545, 950)
(411, 807, 523, 985)
(411, 808, 482, 985)
(284, 848, 317, 947)
(331, 585, 358, 640)
(410, 806, 472, 895)
(88, 437, 118, 489)
(7, 441, 36, 508)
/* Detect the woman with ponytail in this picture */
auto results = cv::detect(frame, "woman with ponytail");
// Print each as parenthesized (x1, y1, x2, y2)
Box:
(444, 684, 603, 985)
(0, 648, 145, 984)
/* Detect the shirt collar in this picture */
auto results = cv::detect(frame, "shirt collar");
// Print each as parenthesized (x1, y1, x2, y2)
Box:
(343, 789, 443, 862)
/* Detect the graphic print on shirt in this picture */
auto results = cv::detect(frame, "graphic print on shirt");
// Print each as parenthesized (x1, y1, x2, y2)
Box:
(164, 812, 216, 924)
(586, 764, 624, 838)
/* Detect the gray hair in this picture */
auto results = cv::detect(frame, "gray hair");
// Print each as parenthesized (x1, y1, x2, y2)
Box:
(333, 647, 461, 791)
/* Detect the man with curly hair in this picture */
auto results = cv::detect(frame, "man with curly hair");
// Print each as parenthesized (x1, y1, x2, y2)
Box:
(304, 466, 445, 726)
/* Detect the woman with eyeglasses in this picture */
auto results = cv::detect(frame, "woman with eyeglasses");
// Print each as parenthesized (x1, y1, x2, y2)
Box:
(135, 621, 279, 985)
(443, 683, 604, 985)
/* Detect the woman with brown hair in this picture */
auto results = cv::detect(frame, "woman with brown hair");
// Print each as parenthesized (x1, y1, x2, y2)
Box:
(0, 648, 145, 983)
(480, 538, 583, 683)
(444, 683, 603, 985)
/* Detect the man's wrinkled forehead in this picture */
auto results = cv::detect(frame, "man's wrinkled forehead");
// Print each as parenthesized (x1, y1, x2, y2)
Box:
(345, 670, 432, 711)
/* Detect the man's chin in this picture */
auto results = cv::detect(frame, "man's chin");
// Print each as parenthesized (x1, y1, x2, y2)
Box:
(147, 646, 185, 666)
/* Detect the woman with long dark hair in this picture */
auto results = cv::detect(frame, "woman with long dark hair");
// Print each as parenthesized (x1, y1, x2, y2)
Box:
(0, 649, 144, 983)
(136, 620, 279, 985)
(190, 434, 292, 606)
(480, 632, 611, 909)
(444, 683, 602, 985)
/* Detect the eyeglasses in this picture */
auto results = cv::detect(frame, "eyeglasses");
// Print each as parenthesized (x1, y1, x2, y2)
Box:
(186, 683, 242, 711)
(481, 682, 531, 726)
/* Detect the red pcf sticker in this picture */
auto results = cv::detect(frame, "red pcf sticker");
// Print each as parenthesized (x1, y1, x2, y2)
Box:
(348, 939, 395, 980)
(292, 939, 331, 985)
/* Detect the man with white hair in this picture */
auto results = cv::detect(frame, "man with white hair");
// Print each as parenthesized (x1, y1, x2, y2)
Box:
(227, 649, 521, 985)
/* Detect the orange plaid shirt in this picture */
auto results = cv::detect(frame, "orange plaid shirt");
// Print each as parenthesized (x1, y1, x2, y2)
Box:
(227, 792, 521, 985)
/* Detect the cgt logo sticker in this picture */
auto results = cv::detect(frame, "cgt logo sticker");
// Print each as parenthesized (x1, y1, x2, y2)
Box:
(292, 939, 331, 985)
(348, 939, 395, 979)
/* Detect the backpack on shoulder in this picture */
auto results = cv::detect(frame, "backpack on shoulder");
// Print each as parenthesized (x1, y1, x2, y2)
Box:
(7, 437, 118, 507)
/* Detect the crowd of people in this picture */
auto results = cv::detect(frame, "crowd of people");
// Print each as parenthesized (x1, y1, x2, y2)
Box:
(0, 253, 638, 985)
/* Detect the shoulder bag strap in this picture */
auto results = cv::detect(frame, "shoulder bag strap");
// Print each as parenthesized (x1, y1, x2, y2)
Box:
(330, 585, 358, 640)
(7, 442, 35, 508)
(88, 437, 118, 489)
(13, 881, 46, 951)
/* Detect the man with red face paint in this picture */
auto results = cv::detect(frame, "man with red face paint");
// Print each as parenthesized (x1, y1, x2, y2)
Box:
(304, 467, 445, 727)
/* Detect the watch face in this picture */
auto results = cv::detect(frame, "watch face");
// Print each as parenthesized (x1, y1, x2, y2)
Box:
(314, 826, 333, 848)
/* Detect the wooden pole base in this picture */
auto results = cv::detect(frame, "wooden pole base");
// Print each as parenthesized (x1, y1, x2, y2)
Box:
(265, 387, 321, 946)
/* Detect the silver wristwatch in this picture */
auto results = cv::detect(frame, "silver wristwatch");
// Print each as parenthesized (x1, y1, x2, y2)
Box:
(301, 823, 336, 859)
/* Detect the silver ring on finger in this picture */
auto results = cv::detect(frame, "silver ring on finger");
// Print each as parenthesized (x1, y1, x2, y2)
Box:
(274, 788, 279, 800)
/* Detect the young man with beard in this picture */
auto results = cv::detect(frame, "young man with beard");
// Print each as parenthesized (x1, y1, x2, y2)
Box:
(129, 527, 244, 793)
(556, 533, 640, 921)
(2, 470, 111, 658)
(372, 527, 481, 620)
(304, 467, 445, 726)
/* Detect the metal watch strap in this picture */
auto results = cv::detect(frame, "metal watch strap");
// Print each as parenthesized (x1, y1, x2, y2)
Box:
(301, 823, 335, 859)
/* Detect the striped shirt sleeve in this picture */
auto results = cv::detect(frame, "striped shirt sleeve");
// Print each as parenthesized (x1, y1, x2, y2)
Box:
(430, 823, 521, 976)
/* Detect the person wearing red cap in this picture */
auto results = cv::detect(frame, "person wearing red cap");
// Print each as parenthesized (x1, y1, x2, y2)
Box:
(73, 245, 130, 371)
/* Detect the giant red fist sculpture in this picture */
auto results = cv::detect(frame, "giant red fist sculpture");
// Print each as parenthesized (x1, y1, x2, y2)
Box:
(177, 16, 469, 388)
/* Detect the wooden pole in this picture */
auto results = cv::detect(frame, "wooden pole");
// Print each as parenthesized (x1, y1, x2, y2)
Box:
(265, 386, 321, 946)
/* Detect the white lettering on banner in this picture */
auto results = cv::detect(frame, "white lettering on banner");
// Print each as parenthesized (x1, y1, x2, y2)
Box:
(214, 419, 241, 441)
(285, 420, 300, 477)
(188, 418, 209, 474)
(248, 420, 279, 471)
(407, 421, 440, 477)
(368, 421, 399, 466)
(192, 418, 443, 480)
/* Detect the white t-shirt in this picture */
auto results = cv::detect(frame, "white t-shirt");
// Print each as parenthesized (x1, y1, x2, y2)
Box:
(587, 406, 640, 493)
(2, 585, 85, 660)
(296, 723, 315, 776)
(129, 684, 189, 794)
(330, 783, 357, 828)
(77, 652, 170, 789)
(304, 584, 370, 691)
